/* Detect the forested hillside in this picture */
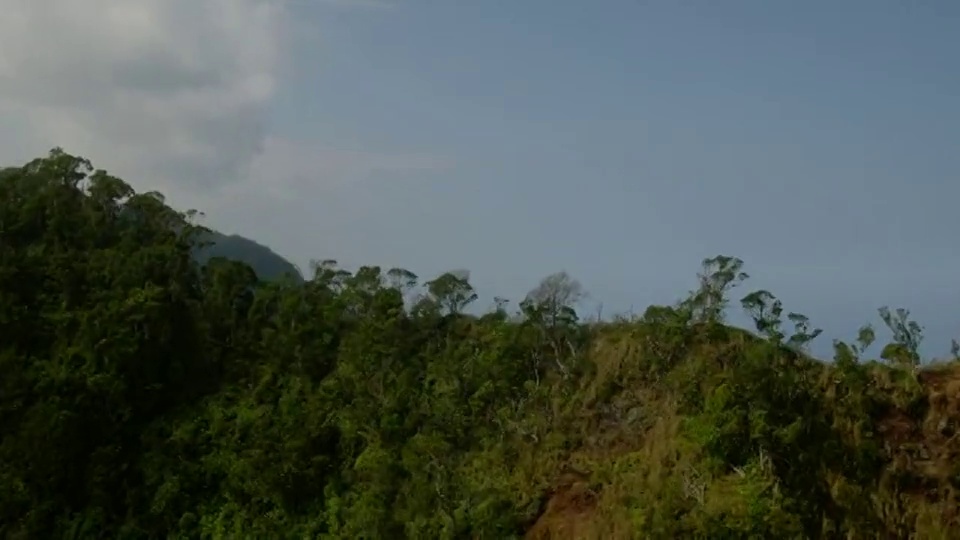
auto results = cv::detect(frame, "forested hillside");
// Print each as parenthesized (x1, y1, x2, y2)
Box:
(2, 149, 960, 539)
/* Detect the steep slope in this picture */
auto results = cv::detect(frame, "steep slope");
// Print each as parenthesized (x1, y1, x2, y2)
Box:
(524, 323, 960, 539)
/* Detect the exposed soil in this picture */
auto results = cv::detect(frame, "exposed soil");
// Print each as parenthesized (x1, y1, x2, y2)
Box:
(525, 470, 598, 540)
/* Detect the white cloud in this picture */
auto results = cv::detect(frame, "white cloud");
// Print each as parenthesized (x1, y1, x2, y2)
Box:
(0, 0, 449, 261)
(0, 0, 288, 204)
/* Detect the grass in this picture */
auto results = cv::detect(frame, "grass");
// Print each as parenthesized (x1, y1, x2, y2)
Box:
(512, 317, 960, 539)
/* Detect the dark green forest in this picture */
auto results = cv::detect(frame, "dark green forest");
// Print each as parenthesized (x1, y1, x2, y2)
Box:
(2, 149, 960, 539)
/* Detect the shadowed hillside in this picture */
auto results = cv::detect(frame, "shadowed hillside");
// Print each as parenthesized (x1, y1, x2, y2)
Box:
(194, 231, 303, 284)
(2, 150, 959, 539)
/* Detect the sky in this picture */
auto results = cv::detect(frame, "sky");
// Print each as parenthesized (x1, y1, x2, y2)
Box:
(0, 0, 958, 358)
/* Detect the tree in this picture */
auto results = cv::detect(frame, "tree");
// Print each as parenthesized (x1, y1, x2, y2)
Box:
(741, 289, 784, 342)
(877, 306, 923, 368)
(519, 272, 587, 380)
(387, 267, 419, 294)
(424, 271, 477, 315)
(684, 255, 749, 324)
(521, 271, 585, 328)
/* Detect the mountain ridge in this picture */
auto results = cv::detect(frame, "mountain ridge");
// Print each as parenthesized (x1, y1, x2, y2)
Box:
(193, 230, 304, 283)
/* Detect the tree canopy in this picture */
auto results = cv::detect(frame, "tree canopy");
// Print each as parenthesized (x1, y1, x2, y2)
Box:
(1, 149, 958, 538)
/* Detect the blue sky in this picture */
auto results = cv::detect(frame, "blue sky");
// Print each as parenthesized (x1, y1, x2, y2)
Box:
(252, 0, 960, 358)
(1, 0, 957, 359)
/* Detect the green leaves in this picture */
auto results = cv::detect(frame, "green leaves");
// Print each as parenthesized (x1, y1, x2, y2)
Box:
(424, 271, 478, 315)
(740, 289, 784, 342)
(684, 255, 749, 324)
(877, 306, 924, 367)
(0, 149, 210, 538)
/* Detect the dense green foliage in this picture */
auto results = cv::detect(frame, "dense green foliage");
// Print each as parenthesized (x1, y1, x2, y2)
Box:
(2, 150, 959, 539)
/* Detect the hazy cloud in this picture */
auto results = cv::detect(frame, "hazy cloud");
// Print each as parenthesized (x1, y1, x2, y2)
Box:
(0, 0, 421, 214)
(308, 0, 393, 9)
(0, 0, 289, 199)
(237, 136, 453, 199)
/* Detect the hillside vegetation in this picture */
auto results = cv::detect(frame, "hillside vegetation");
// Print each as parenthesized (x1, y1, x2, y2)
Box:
(2, 149, 959, 539)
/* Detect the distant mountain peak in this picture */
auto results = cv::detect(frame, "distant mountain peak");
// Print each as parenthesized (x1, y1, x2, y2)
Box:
(194, 230, 303, 283)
